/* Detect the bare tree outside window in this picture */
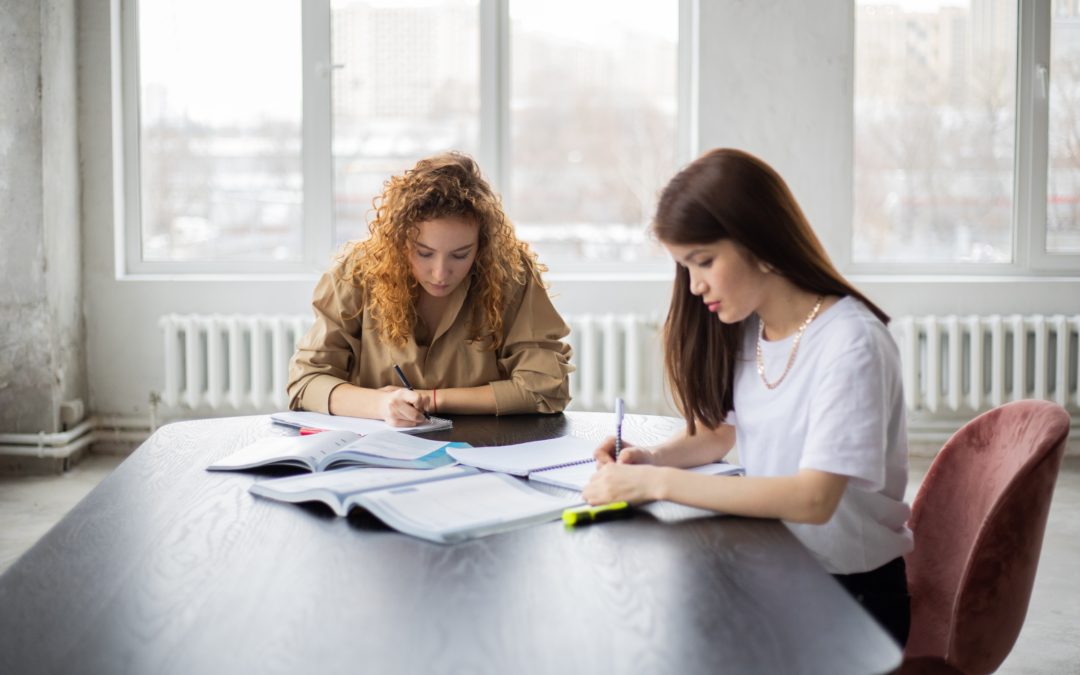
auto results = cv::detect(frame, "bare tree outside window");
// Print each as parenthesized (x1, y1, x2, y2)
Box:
(854, 0, 1017, 264)
(1048, 0, 1080, 253)
(508, 0, 677, 266)
(139, 0, 303, 262)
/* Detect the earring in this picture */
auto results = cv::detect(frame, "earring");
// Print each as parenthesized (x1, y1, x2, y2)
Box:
(758, 261, 773, 274)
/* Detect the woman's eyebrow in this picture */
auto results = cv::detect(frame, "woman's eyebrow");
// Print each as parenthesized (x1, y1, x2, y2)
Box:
(414, 241, 475, 253)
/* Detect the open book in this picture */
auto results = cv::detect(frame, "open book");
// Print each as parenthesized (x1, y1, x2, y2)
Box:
(447, 436, 745, 491)
(207, 430, 456, 472)
(249, 464, 478, 516)
(251, 469, 581, 544)
(272, 410, 452, 435)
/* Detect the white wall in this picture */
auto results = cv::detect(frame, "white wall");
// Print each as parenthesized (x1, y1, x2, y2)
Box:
(76, 0, 1080, 421)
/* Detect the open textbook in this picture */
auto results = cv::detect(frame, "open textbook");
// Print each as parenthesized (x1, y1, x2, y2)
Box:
(252, 469, 581, 544)
(271, 410, 452, 435)
(250, 464, 479, 516)
(447, 436, 745, 491)
(207, 430, 456, 472)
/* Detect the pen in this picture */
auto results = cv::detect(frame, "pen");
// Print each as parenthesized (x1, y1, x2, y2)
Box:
(614, 397, 624, 460)
(392, 363, 431, 420)
(562, 501, 631, 526)
(298, 427, 323, 435)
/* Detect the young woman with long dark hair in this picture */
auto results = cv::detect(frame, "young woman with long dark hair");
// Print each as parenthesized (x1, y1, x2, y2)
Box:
(584, 148, 912, 645)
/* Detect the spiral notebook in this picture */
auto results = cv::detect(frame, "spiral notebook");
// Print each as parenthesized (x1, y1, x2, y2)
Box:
(446, 435, 744, 491)
(446, 436, 597, 477)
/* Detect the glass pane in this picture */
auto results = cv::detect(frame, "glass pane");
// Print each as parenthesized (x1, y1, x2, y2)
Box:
(1047, 0, 1080, 253)
(138, 0, 303, 262)
(854, 0, 1017, 263)
(509, 0, 678, 266)
(331, 0, 481, 248)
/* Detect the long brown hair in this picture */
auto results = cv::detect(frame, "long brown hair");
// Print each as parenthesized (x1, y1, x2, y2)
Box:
(653, 148, 889, 434)
(345, 152, 542, 349)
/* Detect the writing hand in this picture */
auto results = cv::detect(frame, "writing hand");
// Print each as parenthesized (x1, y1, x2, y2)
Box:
(593, 436, 654, 466)
(378, 386, 429, 427)
(582, 463, 662, 505)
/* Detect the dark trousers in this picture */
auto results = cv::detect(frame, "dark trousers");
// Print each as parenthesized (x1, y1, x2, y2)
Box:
(832, 556, 911, 648)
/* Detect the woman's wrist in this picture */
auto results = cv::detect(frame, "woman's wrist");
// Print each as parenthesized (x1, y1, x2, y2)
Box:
(649, 467, 671, 501)
(646, 442, 670, 466)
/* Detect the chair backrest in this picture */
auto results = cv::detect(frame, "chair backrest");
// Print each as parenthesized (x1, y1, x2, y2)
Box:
(904, 400, 1070, 674)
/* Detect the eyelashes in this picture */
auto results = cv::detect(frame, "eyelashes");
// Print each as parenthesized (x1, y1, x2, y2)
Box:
(416, 252, 471, 260)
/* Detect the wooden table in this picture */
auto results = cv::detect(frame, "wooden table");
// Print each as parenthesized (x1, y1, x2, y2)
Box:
(0, 412, 902, 674)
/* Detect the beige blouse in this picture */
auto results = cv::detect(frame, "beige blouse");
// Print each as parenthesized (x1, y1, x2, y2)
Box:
(287, 256, 574, 415)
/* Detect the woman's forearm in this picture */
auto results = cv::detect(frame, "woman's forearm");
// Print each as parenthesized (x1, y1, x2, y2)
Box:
(418, 385, 497, 415)
(650, 423, 735, 468)
(327, 384, 388, 419)
(651, 468, 848, 524)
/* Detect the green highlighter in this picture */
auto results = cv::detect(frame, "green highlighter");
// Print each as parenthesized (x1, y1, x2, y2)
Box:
(562, 501, 631, 526)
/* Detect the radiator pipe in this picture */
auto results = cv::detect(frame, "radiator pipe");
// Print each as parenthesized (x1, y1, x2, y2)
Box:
(0, 416, 153, 458)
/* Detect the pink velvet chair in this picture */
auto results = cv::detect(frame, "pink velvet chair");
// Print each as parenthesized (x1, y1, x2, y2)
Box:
(902, 400, 1070, 675)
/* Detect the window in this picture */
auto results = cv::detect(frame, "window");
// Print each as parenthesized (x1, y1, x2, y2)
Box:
(135, 0, 303, 264)
(854, 0, 1017, 265)
(1047, 0, 1080, 254)
(330, 0, 481, 248)
(852, 0, 1079, 273)
(507, 0, 678, 267)
(124, 0, 684, 275)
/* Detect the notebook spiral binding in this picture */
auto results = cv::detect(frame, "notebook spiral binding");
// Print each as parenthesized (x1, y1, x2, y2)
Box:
(538, 457, 596, 472)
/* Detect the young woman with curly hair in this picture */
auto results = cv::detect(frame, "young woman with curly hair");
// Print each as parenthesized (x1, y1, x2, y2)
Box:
(287, 152, 573, 426)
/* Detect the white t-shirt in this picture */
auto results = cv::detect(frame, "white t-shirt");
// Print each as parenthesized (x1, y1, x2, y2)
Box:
(728, 296, 913, 574)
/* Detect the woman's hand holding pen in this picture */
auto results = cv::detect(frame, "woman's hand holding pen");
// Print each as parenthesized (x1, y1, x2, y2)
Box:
(377, 385, 430, 427)
(583, 462, 665, 506)
(593, 436, 654, 466)
(585, 436, 661, 505)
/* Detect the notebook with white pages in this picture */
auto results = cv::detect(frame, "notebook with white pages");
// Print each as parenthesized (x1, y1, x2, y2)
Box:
(271, 410, 452, 436)
(445, 436, 597, 477)
(529, 459, 745, 491)
(352, 472, 582, 544)
(446, 436, 745, 490)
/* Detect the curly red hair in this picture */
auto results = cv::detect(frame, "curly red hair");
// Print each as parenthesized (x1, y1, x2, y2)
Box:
(344, 152, 543, 349)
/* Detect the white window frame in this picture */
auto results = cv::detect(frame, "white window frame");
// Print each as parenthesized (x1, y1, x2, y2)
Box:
(117, 0, 694, 278)
(844, 0, 1079, 278)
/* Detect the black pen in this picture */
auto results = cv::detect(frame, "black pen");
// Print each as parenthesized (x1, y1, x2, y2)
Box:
(392, 363, 431, 420)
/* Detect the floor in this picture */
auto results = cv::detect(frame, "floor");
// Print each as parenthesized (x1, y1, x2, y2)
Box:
(1, 453, 1078, 673)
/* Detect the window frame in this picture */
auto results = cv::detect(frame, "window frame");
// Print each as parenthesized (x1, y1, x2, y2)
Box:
(844, 0, 1079, 278)
(118, 0, 694, 277)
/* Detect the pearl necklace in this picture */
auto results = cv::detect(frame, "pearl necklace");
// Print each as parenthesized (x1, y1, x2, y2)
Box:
(756, 296, 824, 390)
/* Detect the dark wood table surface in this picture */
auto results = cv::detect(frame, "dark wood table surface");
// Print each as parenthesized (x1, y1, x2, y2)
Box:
(0, 412, 901, 674)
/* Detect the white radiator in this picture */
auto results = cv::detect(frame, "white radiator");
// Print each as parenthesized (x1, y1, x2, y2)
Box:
(564, 314, 668, 414)
(893, 315, 1080, 414)
(160, 312, 1080, 419)
(159, 313, 669, 414)
(159, 314, 313, 411)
